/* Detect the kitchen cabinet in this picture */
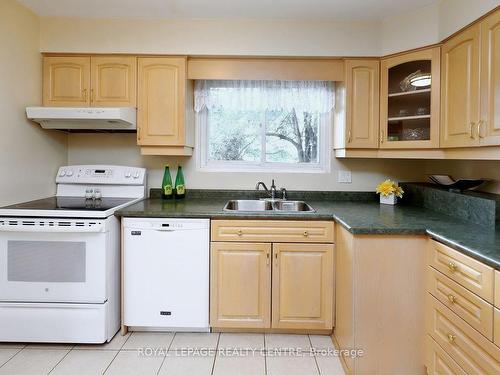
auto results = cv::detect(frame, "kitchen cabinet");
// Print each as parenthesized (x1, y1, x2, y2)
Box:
(272, 243, 333, 330)
(380, 47, 440, 149)
(210, 242, 271, 329)
(210, 220, 334, 332)
(90, 56, 136, 107)
(137, 57, 194, 156)
(333, 225, 427, 375)
(43, 56, 91, 107)
(342, 59, 380, 149)
(440, 24, 481, 148)
(43, 55, 136, 107)
(480, 10, 500, 146)
(441, 10, 500, 148)
(425, 240, 500, 374)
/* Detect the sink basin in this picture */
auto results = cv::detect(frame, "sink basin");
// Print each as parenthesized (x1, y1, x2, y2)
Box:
(273, 201, 315, 212)
(223, 200, 315, 212)
(223, 200, 273, 211)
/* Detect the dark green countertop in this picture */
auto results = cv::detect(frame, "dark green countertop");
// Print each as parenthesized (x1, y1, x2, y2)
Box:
(116, 197, 500, 270)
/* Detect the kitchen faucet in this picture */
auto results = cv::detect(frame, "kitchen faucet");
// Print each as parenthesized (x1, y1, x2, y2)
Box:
(255, 179, 286, 200)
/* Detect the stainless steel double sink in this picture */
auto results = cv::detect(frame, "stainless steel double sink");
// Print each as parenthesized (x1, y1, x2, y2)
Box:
(223, 199, 315, 212)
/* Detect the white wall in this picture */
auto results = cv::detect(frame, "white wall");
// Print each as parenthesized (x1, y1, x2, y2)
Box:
(40, 17, 381, 57)
(68, 133, 427, 192)
(0, 0, 67, 206)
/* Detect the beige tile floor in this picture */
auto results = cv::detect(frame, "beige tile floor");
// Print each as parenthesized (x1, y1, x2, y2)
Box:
(0, 332, 345, 375)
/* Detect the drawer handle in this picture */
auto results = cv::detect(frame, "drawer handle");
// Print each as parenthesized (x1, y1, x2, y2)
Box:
(447, 333, 456, 343)
(303, 231, 309, 237)
(447, 294, 457, 304)
(448, 262, 458, 272)
(237, 230, 243, 236)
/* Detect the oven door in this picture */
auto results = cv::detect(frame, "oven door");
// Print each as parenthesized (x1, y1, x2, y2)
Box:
(0, 218, 108, 303)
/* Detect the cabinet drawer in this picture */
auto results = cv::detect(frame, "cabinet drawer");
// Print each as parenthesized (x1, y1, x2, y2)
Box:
(426, 335, 467, 375)
(428, 240, 494, 302)
(495, 308, 500, 348)
(211, 220, 334, 243)
(427, 266, 494, 340)
(426, 294, 500, 374)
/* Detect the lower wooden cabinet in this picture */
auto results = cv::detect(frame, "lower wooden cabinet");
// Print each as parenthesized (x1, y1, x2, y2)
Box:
(210, 221, 335, 332)
(210, 242, 271, 329)
(272, 243, 333, 330)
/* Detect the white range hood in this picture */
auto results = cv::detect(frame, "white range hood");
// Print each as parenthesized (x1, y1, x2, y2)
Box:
(26, 107, 137, 130)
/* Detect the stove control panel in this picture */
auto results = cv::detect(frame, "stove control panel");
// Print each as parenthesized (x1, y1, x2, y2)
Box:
(56, 165, 146, 185)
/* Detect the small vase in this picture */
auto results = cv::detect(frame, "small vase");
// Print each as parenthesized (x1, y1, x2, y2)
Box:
(380, 194, 397, 205)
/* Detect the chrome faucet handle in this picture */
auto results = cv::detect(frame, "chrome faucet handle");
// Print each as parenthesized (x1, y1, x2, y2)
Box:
(281, 187, 287, 200)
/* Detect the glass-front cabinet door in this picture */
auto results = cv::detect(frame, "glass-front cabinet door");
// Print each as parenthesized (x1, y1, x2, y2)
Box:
(380, 47, 440, 148)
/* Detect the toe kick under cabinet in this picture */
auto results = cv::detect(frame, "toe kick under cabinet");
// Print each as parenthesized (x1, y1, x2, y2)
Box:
(210, 220, 335, 333)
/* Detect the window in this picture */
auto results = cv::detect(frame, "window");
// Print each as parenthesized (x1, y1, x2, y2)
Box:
(195, 80, 334, 173)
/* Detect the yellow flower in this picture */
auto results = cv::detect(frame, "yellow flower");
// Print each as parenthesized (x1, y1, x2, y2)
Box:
(376, 179, 404, 198)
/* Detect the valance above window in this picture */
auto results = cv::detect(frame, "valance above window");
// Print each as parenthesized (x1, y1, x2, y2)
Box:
(194, 80, 335, 114)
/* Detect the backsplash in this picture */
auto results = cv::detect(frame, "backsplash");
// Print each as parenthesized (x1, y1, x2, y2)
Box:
(401, 183, 500, 229)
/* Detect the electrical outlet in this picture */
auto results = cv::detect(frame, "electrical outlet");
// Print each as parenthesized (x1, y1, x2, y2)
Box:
(338, 170, 352, 183)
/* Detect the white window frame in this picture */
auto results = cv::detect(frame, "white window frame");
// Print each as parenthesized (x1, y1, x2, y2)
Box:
(196, 109, 332, 174)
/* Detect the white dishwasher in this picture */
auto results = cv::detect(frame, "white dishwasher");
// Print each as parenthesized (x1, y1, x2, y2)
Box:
(123, 218, 209, 331)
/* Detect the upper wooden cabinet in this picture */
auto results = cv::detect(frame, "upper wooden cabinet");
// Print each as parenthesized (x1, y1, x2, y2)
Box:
(90, 56, 136, 107)
(137, 57, 194, 156)
(343, 59, 380, 149)
(380, 47, 440, 149)
(441, 25, 481, 148)
(480, 10, 500, 146)
(43, 56, 91, 107)
(441, 9, 500, 148)
(272, 243, 333, 330)
(43, 55, 136, 108)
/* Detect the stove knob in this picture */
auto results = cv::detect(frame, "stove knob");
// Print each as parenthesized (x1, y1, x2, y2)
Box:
(59, 170, 66, 177)
(133, 171, 141, 179)
(66, 170, 74, 177)
(125, 171, 131, 178)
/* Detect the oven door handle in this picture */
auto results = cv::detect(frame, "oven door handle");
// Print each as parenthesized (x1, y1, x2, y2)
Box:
(0, 224, 106, 233)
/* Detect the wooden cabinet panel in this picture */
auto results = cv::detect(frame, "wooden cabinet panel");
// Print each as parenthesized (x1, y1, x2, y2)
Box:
(380, 47, 440, 149)
(495, 308, 500, 347)
(210, 242, 271, 329)
(440, 24, 481, 148)
(271, 243, 333, 330)
(211, 220, 334, 243)
(428, 240, 494, 302)
(426, 294, 500, 374)
(480, 10, 500, 146)
(137, 57, 186, 146)
(426, 335, 468, 375)
(427, 266, 494, 340)
(91, 56, 136, 107)
(495, 271, 500, 308)
(344, 59, 380, 149)
(43, 56, 90, 107)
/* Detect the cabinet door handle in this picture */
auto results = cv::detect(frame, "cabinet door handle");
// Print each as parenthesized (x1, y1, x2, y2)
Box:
(347, 129, 352, 143)
(477, 120, 485, 139)
(82, 88, 87, 101)
(237, 229, 243, 236)
(380, 130, 384, 143)
(447, 294, 457, 304)
(266, 251, 270, 266)
(274, 252, 278, 266)
(448, 262, 458, 272)
(470, 122, 476, 139)
(303, 231, 309, 237)
(447, 333, 456, 343)
(91, 88, 95, 103)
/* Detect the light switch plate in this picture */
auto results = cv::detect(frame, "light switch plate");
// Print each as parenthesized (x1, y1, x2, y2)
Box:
(338, 170, 352, 183)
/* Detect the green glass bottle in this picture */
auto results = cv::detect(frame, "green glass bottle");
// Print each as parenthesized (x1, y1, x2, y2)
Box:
(174, 166, 186, 199)
(161, 165, 173, 200)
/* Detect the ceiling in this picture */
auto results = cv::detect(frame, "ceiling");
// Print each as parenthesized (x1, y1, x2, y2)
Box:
(18, 0, 438, 21)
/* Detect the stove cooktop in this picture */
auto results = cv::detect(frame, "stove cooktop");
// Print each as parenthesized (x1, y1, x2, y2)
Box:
(0, 196, 137, 212)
